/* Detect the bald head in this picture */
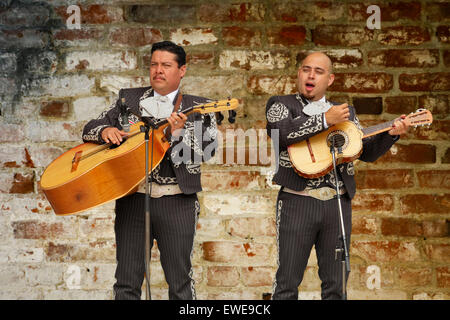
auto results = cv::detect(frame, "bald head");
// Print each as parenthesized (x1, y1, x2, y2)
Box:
(301, 52, 333, 75)
(297, 51, 335, 101)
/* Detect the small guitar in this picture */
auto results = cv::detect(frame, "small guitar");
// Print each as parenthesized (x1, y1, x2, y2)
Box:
(288, 109, 433, 179)
(40, 98, 239, 215)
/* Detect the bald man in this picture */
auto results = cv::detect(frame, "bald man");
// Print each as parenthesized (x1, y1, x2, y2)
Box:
(266, 52, 409, 299)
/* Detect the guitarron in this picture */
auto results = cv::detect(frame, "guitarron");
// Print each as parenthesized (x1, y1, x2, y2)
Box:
(40, 98, 239, 215)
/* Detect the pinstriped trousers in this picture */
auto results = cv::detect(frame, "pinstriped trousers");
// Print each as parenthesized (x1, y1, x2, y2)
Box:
(113, 192, 199, 300)
(272, 189, 352, 300)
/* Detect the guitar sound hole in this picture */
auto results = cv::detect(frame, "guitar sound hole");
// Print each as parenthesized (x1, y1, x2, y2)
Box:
(332, 134, 346, 148)
(327, 130, 348, 150)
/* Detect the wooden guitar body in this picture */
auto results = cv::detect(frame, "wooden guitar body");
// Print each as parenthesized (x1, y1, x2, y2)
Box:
(287, 109, 433, 179)
(40, 98, 239, 215)
(40, 122, 169, 215)
(288, 121, 363, 178)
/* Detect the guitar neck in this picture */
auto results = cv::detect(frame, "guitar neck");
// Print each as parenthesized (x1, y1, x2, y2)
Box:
(152, 106, 199, 128)
(362, 119, 397, 138)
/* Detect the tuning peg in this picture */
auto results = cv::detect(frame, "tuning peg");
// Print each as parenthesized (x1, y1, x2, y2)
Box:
(216, 111, 224, 125)
(228, 110, 236, 123)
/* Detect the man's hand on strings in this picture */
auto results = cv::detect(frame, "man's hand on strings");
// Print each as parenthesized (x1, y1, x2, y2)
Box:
(102, 127, 128, 145)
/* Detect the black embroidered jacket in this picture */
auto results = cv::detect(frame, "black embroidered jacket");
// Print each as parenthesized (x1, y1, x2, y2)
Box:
(82, 86, 217, 195)
(266, 93, 399, 199)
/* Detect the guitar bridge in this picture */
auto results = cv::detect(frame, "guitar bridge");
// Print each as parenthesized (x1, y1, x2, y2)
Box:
(71, 151, 83, 172)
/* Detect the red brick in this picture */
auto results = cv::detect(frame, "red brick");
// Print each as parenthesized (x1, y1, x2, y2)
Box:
(9, 173, 34, 194)
(272, 2, 344, 22)
(436, 267, 450, 288)
(422, 220, 449, 238)
(397, 267, 432, 287)
(368, 49, 439, 68)
(267, 26, 307, 46)
(186, 52, 215, 69)
(381, 218, 424, 237)
(247, 75, 297, 95)
(226, 217, 276, 238)
(128, 5, 195, 23)
(375, 144, 436, 164)
(352, 215, 377, 235)
(444, 50, 450, 67)
(417, 170, 450, 189)
(378, 26, 430, 45)
(351, 240, 421, 262)
(353, 97, 382, 114)
(222, 26, 262, 47)
(437, 26, 450, 43)
(330, 73, 393, 93)
(198, 3, 265, 22)
(109, 27, 162, 47)
(313, 25, 374, 46)
(443, 148, 450, 164)
(399, 73, 450, 92)
(55, 5, 123, 24)
(424, 244, 450, 263)
(201, 171, 264, 191)
(426, 3, 450, 22)
(352, 194, 394, 212)
(12, 220, 63, 239)
(52, 28, 104, 42)
(202, 241, 271, 263)
(384, 96, 418, 114)
(40, 100, 69, 118)
(240, 267, 274, 287)
(207, 266, 239, 287)
(355, 169, 413, 190)
(400, 194, 450, 214)
(45, 242, 74, 262)
(349, 2, 421, 22)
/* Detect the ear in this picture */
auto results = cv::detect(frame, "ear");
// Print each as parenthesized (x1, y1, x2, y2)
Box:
(327, 73, 335, 87)
(179, 64, 187, 78)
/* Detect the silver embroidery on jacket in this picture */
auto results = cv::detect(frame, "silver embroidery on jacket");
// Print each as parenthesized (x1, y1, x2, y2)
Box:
(287, 114, 323, 139)
(267, 102, 289, 123)
(279, 150, 292, 168)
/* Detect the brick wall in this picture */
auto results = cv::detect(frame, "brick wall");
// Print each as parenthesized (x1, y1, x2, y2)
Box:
(0, 0, 448, 300)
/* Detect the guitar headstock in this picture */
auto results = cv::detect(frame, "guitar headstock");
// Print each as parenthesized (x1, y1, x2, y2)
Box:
(405, 108, 433, 128)
(193, 98, 239, 124)
(193, 98, 239, 113)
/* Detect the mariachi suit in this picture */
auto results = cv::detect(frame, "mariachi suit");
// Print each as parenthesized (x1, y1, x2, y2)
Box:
(266, 93, 398, 299)
(82, 86, 217, 300)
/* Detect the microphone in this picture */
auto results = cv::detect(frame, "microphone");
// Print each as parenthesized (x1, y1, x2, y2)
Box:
(119, 98, 130, 132)
(327, 131, 346, 154)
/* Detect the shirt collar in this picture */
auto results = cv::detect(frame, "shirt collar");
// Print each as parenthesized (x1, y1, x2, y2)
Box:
(153, 88, 179, 105)
(306, 95, 326, 104)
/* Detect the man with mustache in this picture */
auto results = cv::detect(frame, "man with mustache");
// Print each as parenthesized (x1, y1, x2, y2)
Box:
(82, 41, 217, 299)
(266, 52, 410, 299)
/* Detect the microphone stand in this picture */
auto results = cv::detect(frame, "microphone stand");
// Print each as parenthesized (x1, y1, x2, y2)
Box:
(329, 135, 351, 300)
(140, 118, 157, 300)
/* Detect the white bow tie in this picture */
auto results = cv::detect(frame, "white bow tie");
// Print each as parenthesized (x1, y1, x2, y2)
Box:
(302, 100, 332, 116)
(140, 95, 173, 119)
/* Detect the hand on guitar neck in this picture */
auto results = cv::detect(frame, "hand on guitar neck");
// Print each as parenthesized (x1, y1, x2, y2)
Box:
(388, 114, 409, 136)
(167, 111, 187, 137)
(324, 104, 410, 137)
(324, 103, 350, 126)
